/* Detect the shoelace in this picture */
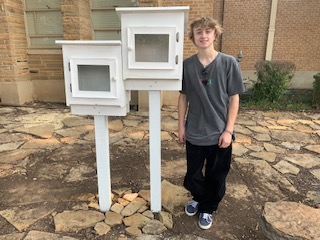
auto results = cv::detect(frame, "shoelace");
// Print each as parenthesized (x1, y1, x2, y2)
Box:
(202, 213, 212, 222)
(189, 201, 198, 208)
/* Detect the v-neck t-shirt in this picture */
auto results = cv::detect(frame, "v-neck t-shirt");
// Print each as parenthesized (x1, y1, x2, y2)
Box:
(181, 52, 245, 146)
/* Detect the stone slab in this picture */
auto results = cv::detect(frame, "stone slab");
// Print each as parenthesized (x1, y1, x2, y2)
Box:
(262, 201, 320, 240)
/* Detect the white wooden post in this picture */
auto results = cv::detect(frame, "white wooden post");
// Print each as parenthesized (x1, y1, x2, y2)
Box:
(94, 115, 111, 212)
(149, 90, 162, 212)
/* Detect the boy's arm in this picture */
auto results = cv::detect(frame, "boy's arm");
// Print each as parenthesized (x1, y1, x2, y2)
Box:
(225, 94, 239, 134)
(178, 93, 187, 143)
(218, 94, 239, 148)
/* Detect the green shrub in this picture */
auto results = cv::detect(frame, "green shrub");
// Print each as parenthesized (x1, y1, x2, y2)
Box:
(249, 60, 295, 102)
(312, 72, 320, 109)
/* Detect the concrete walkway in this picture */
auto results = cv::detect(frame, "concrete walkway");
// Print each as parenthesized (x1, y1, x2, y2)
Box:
(0, 104, 319, 240)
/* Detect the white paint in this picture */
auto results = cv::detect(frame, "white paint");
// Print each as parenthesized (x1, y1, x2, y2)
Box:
(56, 7, 191, 214)
(149, 90, 162, 212)
(94, 115, 111, 212)
(116, 6, 189, 90)
(55, 40, 129, 109)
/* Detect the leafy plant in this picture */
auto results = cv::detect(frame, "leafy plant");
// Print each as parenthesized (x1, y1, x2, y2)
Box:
(312, 72, 320, 109)
(249, 60, 295, 102)
(240, 89, 313, 111)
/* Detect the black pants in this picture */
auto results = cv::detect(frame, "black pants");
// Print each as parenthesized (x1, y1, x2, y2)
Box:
(183, 141, 232, 214)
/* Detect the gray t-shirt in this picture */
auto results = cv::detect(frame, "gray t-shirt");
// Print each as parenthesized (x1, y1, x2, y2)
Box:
(181, 52, 245, 146)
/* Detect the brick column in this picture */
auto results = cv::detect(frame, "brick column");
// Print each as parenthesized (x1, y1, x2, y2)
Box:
(0, 0, 32, 104)
(61, 0, 92, 40)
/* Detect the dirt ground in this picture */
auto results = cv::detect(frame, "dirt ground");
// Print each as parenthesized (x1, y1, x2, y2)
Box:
(0, 143, 269, 240)
(1, 104, 319, 240)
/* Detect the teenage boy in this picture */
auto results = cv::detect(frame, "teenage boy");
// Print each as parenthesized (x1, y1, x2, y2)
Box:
(178, 16, 244, 230)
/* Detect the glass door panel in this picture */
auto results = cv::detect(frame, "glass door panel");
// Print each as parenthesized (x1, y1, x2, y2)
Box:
(135, 34, 169, 63)
(70, 58, 117, 99)
(78, 65, 111, 91)
(127, 27, 176, 69)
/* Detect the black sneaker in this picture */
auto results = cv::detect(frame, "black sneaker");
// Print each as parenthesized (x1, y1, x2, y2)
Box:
(198, 213, 212, 230)
(185, 200, 199, 216)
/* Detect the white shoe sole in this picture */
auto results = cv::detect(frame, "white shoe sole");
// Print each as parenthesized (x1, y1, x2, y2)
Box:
(198, 221, 212, 230)
(185, 207, 198, 216)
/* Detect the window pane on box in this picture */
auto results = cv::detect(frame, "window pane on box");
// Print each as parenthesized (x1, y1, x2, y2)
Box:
(78, 65, 111, 92)
(135, 34, 169, 62)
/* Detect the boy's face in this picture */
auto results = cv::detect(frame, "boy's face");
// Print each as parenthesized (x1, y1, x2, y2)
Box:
(193, 26, 216, 49)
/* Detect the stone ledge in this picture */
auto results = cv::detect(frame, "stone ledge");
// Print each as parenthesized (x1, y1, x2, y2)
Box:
(261, 201, 320, 240)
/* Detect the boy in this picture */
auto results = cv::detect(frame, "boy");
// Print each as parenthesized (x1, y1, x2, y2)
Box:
(178, 17, 244, 230)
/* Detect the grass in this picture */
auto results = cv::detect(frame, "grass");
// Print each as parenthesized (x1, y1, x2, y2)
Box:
(240, 89, 315, 111)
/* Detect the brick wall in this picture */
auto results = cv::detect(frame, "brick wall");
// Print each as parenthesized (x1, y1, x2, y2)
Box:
(215, 0, 320, 72)
(161, 0, 214, 58)
(28, 54, 63, 84)
(0, 0, 319, 105)
(0, 0, 12, 83)
(61, 0, 92, 40)
(273, 0, 320, 70)
(0, 0, 29, 83)
(28, 0, 93, 102)
(221, 0, 271, 70)
(161, 0, 320, 72)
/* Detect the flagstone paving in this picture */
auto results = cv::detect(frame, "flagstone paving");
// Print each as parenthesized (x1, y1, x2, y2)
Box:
(0, 104, 319, 240)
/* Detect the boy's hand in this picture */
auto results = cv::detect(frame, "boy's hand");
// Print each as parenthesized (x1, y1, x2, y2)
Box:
(178, 126, 186, 143)
(218, 131, 232, 148)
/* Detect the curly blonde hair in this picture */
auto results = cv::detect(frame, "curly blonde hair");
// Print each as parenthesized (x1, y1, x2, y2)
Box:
(188, 17, 223, 45)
